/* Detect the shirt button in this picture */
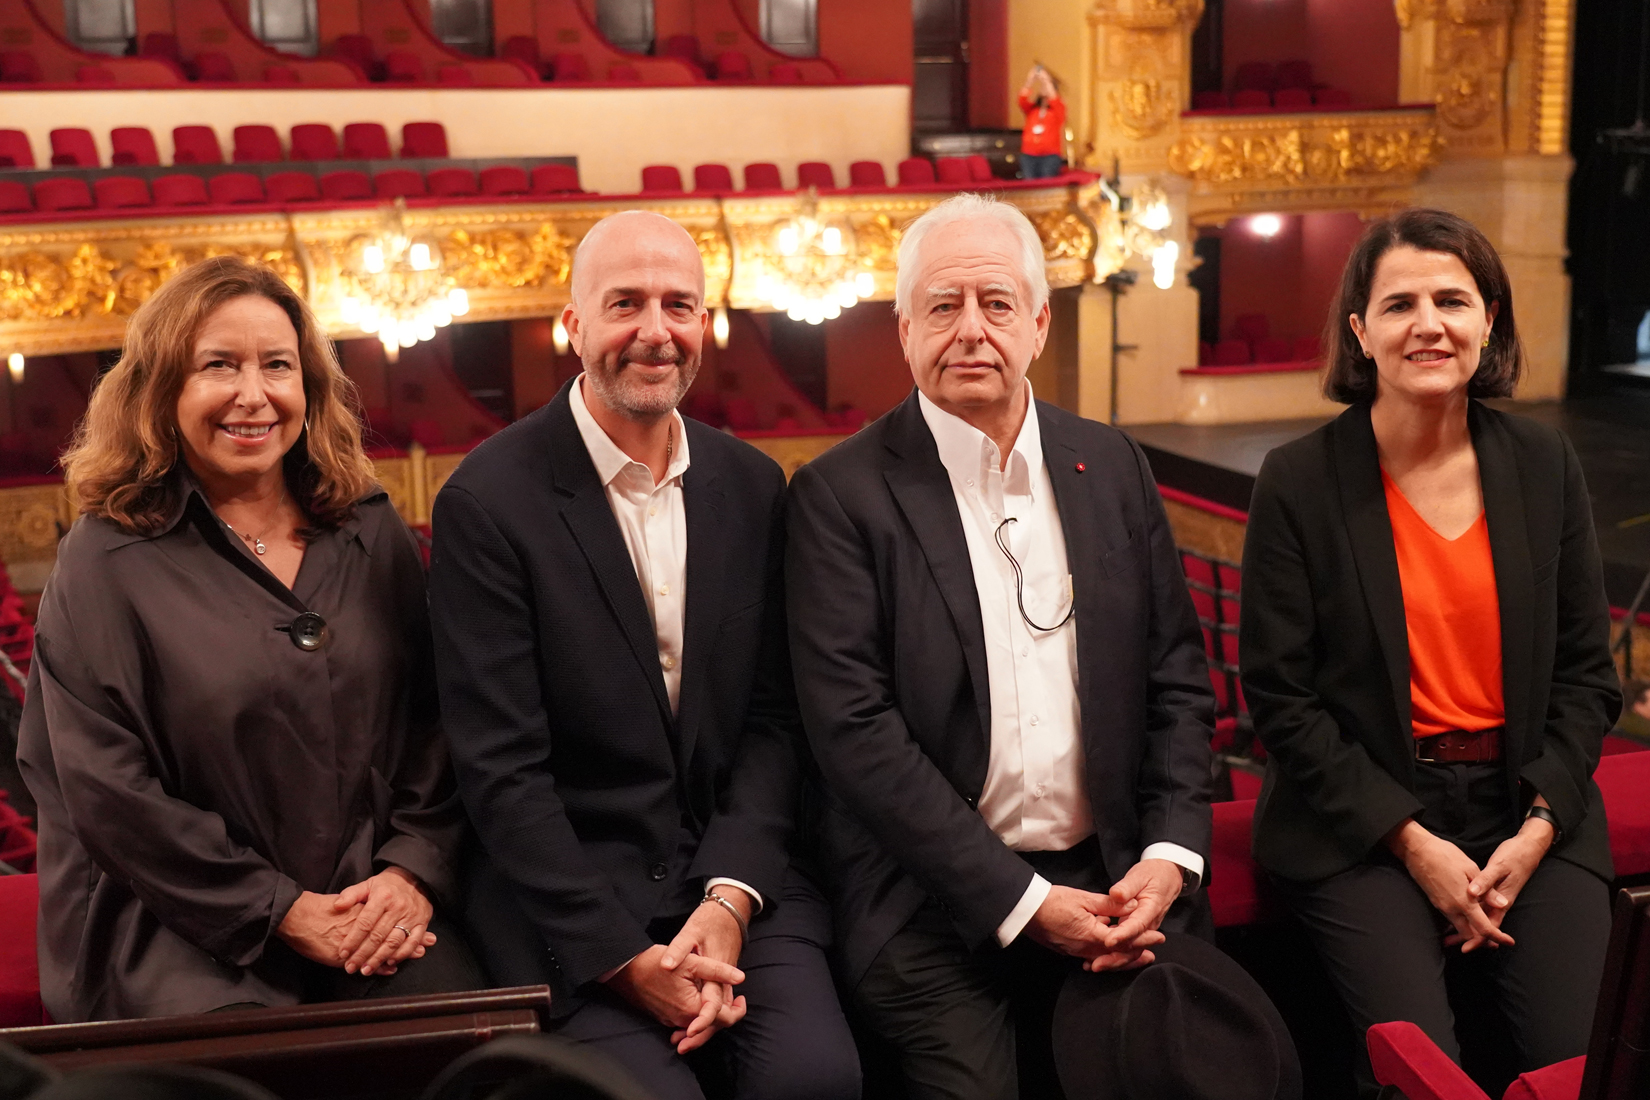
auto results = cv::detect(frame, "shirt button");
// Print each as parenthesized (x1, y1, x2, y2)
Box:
(966, 478, 975, 487)
(658, 584, 669, 596)
(989, 513, 999, 522)
(1035, 784, 1047, 798)
(1020, 648, 1029, 658)
(663, 656, 676, 670)
(648, 507, 658, 517)
(650, 863, 668, 881)
(1029, 715, 1040, 726)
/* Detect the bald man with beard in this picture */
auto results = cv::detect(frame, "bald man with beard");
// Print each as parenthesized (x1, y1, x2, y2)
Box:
(429, 212, 860, 1100)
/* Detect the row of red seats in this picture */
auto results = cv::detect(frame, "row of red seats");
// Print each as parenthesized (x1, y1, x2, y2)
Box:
(499, 35, 807, 84)
(1200, 335, 1323, 368)
(1192, 87, 1353, 112)
(641, 155, 997, 194)
(0, 122, 448, 171)
(0, 164, 583, 216)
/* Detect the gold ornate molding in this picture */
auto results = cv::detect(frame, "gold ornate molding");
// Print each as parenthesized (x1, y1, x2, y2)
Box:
(1398, 0, 1514, 156)
(1085, 0, 1205, 169)
(1168, 108, 1443, 220)
(0, 182, 1116, 358)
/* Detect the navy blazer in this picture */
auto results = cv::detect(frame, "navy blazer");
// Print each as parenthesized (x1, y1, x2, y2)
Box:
(1239, 401, 1621, 885)
(428, 379, 804, 1009)
(786, 390, 1215, 987)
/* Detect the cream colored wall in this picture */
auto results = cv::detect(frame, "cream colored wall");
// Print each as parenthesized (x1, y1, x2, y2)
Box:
(1006, 0, 1088, 146)
(3, 85, 911, 196)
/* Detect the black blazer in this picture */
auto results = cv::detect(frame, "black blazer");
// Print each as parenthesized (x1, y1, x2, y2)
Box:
(1239, 401, 1621, 885)
(786, 391, 1215, 986)
(428, 379, 804, 1008)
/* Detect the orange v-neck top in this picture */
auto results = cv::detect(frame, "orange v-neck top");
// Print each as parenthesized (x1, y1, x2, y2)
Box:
(1381, 471, 1505, 738)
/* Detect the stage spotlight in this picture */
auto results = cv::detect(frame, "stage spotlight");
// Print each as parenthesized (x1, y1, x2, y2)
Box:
(1250, 213, 1282, 238)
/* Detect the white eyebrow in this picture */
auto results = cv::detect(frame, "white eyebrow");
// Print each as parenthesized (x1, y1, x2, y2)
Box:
(924, 286, 962, 300)
(981, 282, 1016, 297)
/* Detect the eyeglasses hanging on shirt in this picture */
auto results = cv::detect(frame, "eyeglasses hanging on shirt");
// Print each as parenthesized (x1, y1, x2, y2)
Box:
(994, 517, 1075, 632)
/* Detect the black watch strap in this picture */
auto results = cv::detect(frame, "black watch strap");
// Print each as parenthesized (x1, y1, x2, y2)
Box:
(1525, 804, 1561, 843)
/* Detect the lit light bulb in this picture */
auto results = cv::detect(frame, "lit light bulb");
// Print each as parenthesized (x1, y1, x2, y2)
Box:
(787, 302, 806, 321)
(409, 242, 432, 271)
(398, 321, 418, 349)
(712, 305, 730, 350)
(359, 309, 381, 335)
(777, 226, 799, 255)
(6, 353, 22, 384)
(823, 301, 842, 320)
(1138, 199, 1172, 232)
(552, 317, 570, 355)
(417, 318, 437, 342)
(447, 288, 469, 316)
(340, 296, 360, 324)
(362, 244, 385, 274)
(432, 305, 452, 327)
(1151, 240, 1179, 290)
(821, 226, 842, 254)
(1250, 213, 1282, 238)
(855, 271, 876, 297)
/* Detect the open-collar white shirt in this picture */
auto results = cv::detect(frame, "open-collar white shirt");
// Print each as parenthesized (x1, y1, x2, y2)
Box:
(917, 383, 1202, 946)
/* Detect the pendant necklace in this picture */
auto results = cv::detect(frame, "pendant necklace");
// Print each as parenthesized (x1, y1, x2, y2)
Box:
(226, 485, 286, 557)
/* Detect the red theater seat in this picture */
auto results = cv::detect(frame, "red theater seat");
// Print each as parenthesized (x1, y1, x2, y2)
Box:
(33, 178, 93, 213)
(233, 125, 284, 163)
(1210, 799, 1270, 927)
(693, 164, 735, 192)
(744, 162, 784, 190)
(1232, 61, 1275, 92)
(264, 171, 320, 203)
(0, 130, 35, 169)
(152, 173, 210, 206)
(1274, 87, 1313, 110)
(195, 52, 236, 81)
(173, 125, 224, 165)
(110, 127, 159, 166)
(208, 172, 266, 205)
(343, 123, 392, 160)
(848, 160, 887, 188)
(479, 165, 529, 196)
(330, 34, 377, 79)
(385, 51, 424, 83)
(967, 155, 994, 182)
(550, 53, 589, 82)
(94, 176, 152, 209)
(290, 124, 339, 162)
(1253, 336, 1292, 363)
(320, 170, 372, 201)
(641, 165, 684, 193)
(264, 65, 299, 84)
(0, 51, 41, 83)
(897, 157, 937, 186)
(1597, 750, 1650, 875)
(530, 163, 581, 193)
(769, 62, 802, 84)
(437, 63, 473, 86)
(1192, 90, 1229, 110)
(49, 128, 99, 168)
(936, 157, 972, 184)
(373, 169, 426, 198)
(715, 51, 753, 81)
(500, 36, 543, 78)
(1212, 339, 1252, 366)
(1315, 87, 1353, 108)
(797, 162, 836, 190)
(661, 35, 701, 68)
(0, 180, 31, 214)
(402, 122, 449, 159)
(1275, 59, 1314, 90)
(1233, 89, 1273, 110)
(608, 63, 641, 82)
(0, 874, 41, 1027)
(76, 65, 116, 84)
(427, 167, 477, 197)
(141, 32, 181, 62)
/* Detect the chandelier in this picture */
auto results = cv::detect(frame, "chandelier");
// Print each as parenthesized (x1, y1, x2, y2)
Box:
(1093, 179, 1179, 290)
(337, 198, 470, 361)
(753, 189, 877, 325)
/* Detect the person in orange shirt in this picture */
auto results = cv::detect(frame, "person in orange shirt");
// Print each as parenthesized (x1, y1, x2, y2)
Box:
(1017, 65, 1065, 179)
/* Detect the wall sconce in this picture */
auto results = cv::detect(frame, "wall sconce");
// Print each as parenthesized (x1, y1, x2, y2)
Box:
(713, 306, 730, 350)
(6, 353, 21, 384)
(1250, 213, 1283, 238)
(552, 316, 570, 356)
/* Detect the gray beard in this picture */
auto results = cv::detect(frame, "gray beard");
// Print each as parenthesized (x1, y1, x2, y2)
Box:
(583, 354, 698, 421)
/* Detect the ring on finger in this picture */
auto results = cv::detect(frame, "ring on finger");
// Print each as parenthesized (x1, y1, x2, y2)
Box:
(393, 924, 412, 939)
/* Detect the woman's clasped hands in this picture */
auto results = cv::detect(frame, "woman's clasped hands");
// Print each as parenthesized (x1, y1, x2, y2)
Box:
(275, 865, 437, 977)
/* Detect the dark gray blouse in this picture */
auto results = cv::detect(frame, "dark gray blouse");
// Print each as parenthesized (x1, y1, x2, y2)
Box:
(17, 477, 463, 1021)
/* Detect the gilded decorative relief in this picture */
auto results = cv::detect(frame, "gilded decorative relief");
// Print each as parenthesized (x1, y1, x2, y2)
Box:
(1396, 0, 1514, 153)
(1109, 78, 1174, 141)
(441, 224, 573, 291)
(1086, 0, 1207, 169)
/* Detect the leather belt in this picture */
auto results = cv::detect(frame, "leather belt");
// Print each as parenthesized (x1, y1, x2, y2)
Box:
(1415, 728, 1503, 764)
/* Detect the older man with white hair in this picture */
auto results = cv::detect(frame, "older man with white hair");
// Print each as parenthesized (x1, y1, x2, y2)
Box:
(431, 210, 859, 1100)
(785, 194, 1298, 1099)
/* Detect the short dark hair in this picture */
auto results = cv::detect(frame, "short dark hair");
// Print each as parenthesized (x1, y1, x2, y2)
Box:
(1322, 207, 1523, 404)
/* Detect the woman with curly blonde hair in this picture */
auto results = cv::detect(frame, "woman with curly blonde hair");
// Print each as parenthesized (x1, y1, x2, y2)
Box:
(20, 256, 480, 1021)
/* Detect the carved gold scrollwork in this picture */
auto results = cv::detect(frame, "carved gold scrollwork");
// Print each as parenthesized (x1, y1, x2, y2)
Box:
(852, 213, 908, 272)
(440, 223, 572, 290)
(1433, 23, 1502, 130)
(1168, 121, 1444, 186)
(1035, 208, 1096, 262)
(0, 241, 299, 323)
(1109, 78, 1174, 141)
(693, 225, 733, 305)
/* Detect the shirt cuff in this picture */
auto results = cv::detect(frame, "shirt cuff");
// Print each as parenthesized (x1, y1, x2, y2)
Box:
(706, 878, 764, 915)
(996, 873, 1052, 947)
(1141, 842, 1205, 892)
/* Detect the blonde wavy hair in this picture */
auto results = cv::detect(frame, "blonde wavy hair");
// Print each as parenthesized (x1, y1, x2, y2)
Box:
(62, 256, 375, 534)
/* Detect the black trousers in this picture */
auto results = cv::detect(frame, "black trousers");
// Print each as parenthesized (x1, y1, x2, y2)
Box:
(852, 840, 1241, 1100)
(549, 868, 861, 1100)
(1274, 761, 1611, 1100)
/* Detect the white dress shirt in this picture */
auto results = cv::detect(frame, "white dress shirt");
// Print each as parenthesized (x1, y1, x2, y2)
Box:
(917, 385, 1203, 947)
(570, 376, 759, 913)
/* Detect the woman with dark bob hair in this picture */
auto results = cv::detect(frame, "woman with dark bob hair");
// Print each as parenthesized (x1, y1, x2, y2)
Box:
(1239, 209, 1619, 1096)
(19, 256, 481, 1021)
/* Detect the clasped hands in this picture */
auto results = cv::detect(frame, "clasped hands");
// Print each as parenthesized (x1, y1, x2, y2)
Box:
(1025, 858, 1184, 972)
(606, 888, 755, 1055)
(1386, 813, 1557, 953)
(276, 865, 437, 977)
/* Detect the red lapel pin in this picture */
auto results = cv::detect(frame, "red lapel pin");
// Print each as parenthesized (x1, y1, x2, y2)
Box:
(1075, 463, 1086, 473)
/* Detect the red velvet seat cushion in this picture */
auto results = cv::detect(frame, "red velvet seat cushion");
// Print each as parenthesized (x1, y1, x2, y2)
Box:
(402, 121, 449, 159)
(342, 122, 392, 160)
(479, 165, 529, 196)
(1501, 1057, 1583, 1100)
(1209, 798, 1272, 928)
(796, 161, 836, 190)
(290, 123, 339, 162)
(530, 164, 581, 194)
(111, 127, 160, 167)
(743, 162, 784, 190)
(1596, 750, 1650, 875)
(1368, 1020, 1491, 1100)
(0, 873, 41, 1027)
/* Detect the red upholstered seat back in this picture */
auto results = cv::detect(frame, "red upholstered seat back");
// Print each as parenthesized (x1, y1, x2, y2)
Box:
(290, 124, 339, 162)
(1275, 59, 1314, 90)
(385, 52, 425, 82)
(208, 172, 266, 205)
(264, 171, 321, 203)
(693, 164, 735, 192)
(967, 155, 993, 182)
(796, 161, 835, 190)
(427, 167, 477, 197)
(897, 157, 936, 186)
(743, 162, 784, 190)
(95, 176, 153, 209)
(50, 129, 99, 168)
(661, 35, 701, 67)
(480, 165, 529, 196)
(1232, 89, 1272, 110)
(641, 165, 684, 193)
(76, 64, 115, 84)
(141, 32, 181, 61)
(320, 170, 372, 201)
(607, 63, 641, 82)
(173, 125, 224, 165)
(0, 180, 30, 214)
(551, 53, 589, 81)
(373, 169, 426, 198)
(714, 51, 752, 80)
(935, 157, 971, 184)
(232, 125, 284, 163)
(0, 873, 40, 1026)
(152, 173, 210, 206)
(33, 178, 93, 213)
(501, 36, 540, 71)
(848, 161, 887, 188)
(769, 62, 802, 84)
(111, 127, 160, 166)
(531, 164, 580, 193)
(0, 130, 35, 169)
(437, 63, 473, 86)
(342, 123, 392, 160)
(263, 65, 299, 84)
(1367, 1021, 1491, 1100)
(1232, 61, 1275, 92)
(1273, 87, 1313, 111)
(195, 52, 236, 81)
(402, 122, 449, 159)
(0, 51, 42, 83)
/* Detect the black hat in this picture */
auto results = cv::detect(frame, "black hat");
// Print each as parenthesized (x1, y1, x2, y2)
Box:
(1052, 935, 1302, 1100)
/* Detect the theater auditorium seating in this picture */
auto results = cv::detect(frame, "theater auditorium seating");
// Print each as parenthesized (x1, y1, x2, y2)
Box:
(94, 176, 151, 210)
(290, 123, 340, 162)
(0, 872, 40, 1026)
(797, 161, 836, 189)
(849, 160, 888, 187)
(232, 125, 283, 163)
(530, 164, 581, 194)
(152, 173, 210, 207)
(0, 130, 35, 169)
(320, 170, 373, 201)
(641, 165, 685, 193)
(172, 125, 223, 165)
(481, 165, 530, 196)
(0, 181, 28, 214)
(343, 123, 393, 160)
(694, 163, 735, 192)
(110, 127, 160, 167)
(745, 162, 785, 190)
(49, 129, 99, 168)
(264, 171, 321, 203)
(402, 122, 449, 159)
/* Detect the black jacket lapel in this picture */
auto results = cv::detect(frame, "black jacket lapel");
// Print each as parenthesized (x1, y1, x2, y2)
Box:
(547, 394, 674, 724)
(676, 453, 726, 768)
(1333, 404, 1414, 768)
(882, 394, 993, 742)
(1470, 402, 1534, 780)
